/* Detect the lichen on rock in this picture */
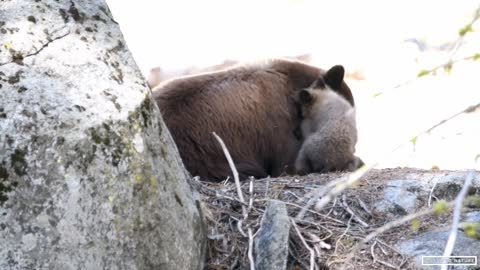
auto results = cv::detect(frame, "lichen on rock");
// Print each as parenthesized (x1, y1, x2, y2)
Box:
(0, 1, 205, 269)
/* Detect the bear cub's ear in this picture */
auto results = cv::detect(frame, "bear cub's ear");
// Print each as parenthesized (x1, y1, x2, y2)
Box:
(298, 89, 313, 104)
(324, 65, 345, 90)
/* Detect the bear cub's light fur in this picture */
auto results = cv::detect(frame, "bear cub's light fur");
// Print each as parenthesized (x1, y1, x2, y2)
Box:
(295, 66, 363, 175)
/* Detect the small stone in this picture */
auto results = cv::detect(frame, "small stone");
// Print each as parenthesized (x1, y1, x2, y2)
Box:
(254, 200, 290, 270)
(433, 173, 480, 201)
(374, 180, 423, 216)
(464, 211, 480, 223)
(21, 233, 37, 251)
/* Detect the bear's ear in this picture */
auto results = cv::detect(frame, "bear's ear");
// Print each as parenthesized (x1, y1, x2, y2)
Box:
(324, 65, 345, 90)
(298, 89, 313, 104)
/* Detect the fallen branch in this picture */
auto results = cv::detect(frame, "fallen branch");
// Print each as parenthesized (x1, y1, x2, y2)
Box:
(212, 132, 255, 269)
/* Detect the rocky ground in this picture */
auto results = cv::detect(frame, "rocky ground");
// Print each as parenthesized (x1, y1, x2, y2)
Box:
(195, 168, 480, 270)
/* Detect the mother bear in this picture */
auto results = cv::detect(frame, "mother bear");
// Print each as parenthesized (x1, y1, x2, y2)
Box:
(152, 59, 355, 181)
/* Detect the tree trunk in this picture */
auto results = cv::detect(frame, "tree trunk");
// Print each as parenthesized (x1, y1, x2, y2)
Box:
(0, 1, 205, 269)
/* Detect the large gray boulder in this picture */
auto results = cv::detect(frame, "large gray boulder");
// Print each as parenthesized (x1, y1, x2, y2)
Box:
(0, 1, 205, 269)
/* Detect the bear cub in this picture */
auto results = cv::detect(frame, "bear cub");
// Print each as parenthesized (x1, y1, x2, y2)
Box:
(295, 66, 363, 175)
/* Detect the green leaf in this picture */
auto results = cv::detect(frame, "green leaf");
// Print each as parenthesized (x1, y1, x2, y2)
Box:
(463, 222, 480, 239)
(410, 136, 418, 147)
(433, 200, 448, 214)
(459, 24, 473, 36)
(444, 61, 453, 74)
(3, 42, 13, 49)
(472, 53, 480, 61)
(411, 218, 421, 232)
(417, 69, 430, 77)
(373, 92, 383, 97)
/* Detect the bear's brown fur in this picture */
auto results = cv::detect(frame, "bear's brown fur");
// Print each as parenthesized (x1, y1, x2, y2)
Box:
(295, 66, 363, 175)
(152, 59, 355, 181)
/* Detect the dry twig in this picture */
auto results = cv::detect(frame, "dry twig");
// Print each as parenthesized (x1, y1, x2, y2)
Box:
(212, 132, 246, 212)
(248, 178, 254, 214)
(334, 216, 353, 257)
(292, 218, 316, 270)
(296, 175, 350, 219)
(248, 228, 255, 270)
(428, 176, 439, 207)
(315, 164, 375, 211)
(371, 241, 398, 269)
(341, 194, 369, 228)
(357, 198, 372, 217)
(212, 132, 255, 270)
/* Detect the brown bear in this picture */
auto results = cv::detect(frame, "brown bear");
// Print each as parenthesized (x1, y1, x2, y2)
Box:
(295, 66, 363, 175)
(152, 59, 355, 181)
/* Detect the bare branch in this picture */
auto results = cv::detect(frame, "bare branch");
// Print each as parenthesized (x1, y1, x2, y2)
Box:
(213, 132, 255, 269)
(428, 176, 439, 207)
(212, 132, 246, 215)
(370, 4, 480, 100)
(235, 218, 247, 237)
(441, 170, 476, 270)
(248, 178, 254, 214)
(248, 228, 255, 270)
